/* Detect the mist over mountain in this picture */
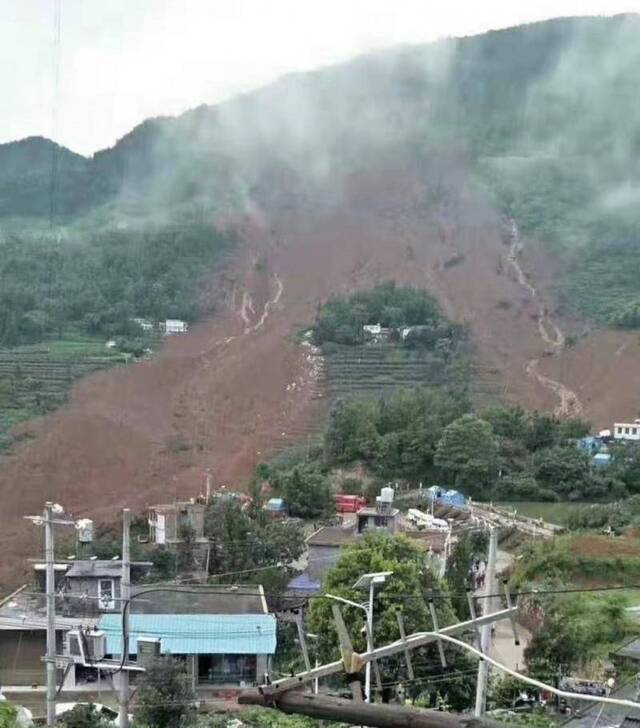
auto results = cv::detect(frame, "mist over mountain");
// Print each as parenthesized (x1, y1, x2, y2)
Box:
(1, 13, 640, 339)
(2, 15, 638, 224)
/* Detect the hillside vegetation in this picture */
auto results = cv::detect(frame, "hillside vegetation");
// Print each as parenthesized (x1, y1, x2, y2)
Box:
(0, 223, 234, 347)
(312, 283, 472, 403)
(261, 288, 640, 507)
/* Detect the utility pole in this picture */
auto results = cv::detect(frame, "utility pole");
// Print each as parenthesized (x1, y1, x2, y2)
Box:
(119, 509, 131, 728)
(45, 503, 57, 728)
(25, 502, 75, 727)
(474, 526, 498, 717)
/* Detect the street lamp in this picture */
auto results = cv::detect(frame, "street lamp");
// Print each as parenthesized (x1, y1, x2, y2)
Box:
(326, 570, 393, 703)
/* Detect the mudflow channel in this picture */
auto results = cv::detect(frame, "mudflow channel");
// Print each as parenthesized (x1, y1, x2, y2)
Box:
(507, 220, 583, 417)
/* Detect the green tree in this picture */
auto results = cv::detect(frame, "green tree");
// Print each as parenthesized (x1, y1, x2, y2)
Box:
(533, 446, 591, 497)
(0, 702, 19, 728)
(525, 593, 631, 677)
(445, 531, 488, 620)
(203, 499, 305, 588)
(325, 399, 380, 464)
(134, 655, 195, 728)
(309, 532, 476, 710)
(434, 414, 498, 491)
(482, 405, 528, 441)
(268, 463, 334, 520)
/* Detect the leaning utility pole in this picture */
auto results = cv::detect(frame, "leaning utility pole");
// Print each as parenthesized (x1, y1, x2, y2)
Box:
(240, 689, 506, 727)
(119, 509, 131, 728)
(474, 526, 498, 717)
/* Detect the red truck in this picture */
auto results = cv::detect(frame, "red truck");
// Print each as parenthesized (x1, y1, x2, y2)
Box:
(334, 494, 367, 513)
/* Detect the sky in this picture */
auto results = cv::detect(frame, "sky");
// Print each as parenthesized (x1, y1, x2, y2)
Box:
(2, 0, 639, 156)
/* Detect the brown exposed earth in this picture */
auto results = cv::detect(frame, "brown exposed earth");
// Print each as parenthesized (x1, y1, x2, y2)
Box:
(1, 154, 640, 589)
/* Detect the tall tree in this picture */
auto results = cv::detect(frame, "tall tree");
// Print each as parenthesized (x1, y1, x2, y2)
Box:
(309, 532, 476, 710)
(434, 414, 498, 491)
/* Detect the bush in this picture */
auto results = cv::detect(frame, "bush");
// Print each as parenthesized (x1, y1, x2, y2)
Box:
(134, 656, 196, 728)
(491, 474, 558, 502)
(58, 704, 112, 728)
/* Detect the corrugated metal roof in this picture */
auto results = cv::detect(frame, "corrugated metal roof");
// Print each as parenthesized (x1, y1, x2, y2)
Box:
(67, 561, 122, 578)
(98, 614, 276, 656)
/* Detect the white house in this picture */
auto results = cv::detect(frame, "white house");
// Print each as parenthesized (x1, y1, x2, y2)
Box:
(133, 317, 154, 332)
(363, 323, 382, 336)
(362, 323, 390, 342)
(613, 420, 640, 442)
(164, 319, 188, 335)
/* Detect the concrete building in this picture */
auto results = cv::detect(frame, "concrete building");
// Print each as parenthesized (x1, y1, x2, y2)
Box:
(164, 319, 188, 334)
(0, 586, 88, 688)
(306, 525, 358, 583)
(148, 499, 207, 545)
(0, 583, 276, 693)
(61, 559, 152, 615)
(301, 486, 450, 584)
(613, 420, 640, 442)
(98, 585, 275, 689)
(362, 323, 390, 342)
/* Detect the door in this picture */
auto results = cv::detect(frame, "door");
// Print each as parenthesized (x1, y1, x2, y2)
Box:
(98, 579, 115, 610)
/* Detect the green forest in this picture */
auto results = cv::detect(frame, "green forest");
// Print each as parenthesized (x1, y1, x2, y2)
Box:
(312, 282, 458, 346)
(0, 223, 235, 347)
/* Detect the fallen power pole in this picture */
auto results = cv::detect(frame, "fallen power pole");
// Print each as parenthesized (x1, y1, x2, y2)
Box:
(244, 602, 520, 728)
(260, 604, 518, 696)
(239, 690, 507, 728)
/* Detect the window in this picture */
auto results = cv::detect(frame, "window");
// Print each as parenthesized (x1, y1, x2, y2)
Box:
(633, 428, 638, 436)
(98, 579, 115, 610)
(626, 427, 631, 435)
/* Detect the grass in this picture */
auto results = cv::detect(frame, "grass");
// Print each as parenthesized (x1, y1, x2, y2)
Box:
(510, 533, 640, 588)
(494, 501, 589, 525)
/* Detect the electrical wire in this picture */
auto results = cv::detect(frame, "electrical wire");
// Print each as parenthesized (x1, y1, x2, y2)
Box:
(391, 631, 640, 711)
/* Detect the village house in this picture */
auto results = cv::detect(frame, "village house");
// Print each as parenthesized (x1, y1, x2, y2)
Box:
(97, 585, 275, 690)
(60, 559, 152, 615)
(362, 323, 391, 343)
(0, 580, 276, 693)
(300, 486, 450, 586)
(148, 499, 208, 545)
(613, 420, 640, 442)
(163, 319, 189, 335)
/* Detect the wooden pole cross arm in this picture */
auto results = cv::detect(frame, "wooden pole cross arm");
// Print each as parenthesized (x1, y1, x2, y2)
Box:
(260, 605, 518, 696)
(239, 690, 510, 728)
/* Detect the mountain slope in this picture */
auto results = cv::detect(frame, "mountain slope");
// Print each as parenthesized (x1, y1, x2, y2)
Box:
(1, 16, 640, 587)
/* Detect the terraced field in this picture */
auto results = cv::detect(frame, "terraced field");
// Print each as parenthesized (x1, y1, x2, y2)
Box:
(0, 338, 129, 449)
(322, 343, 504, 403)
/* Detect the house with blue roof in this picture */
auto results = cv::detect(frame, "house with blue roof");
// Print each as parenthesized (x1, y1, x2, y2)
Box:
(97, 584, 276, 689)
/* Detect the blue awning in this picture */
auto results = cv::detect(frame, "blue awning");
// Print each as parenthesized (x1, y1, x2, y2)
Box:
(98, 613, 276, 656)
